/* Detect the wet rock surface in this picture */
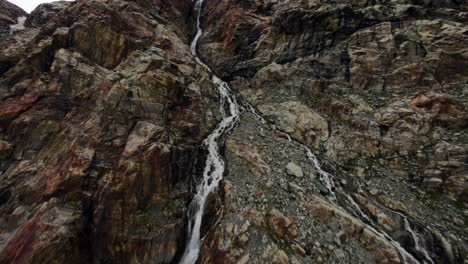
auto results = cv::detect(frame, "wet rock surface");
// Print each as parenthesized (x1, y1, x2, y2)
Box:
(0, 0, 467, 263)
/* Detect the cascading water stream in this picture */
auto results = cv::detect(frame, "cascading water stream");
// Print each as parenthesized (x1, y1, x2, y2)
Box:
(243, 97, 434, 263)
(304, 146, 433, 264)
(179, 0, 241, 263)
(180, 0, 435, 263)
(245, 104, 433, 263)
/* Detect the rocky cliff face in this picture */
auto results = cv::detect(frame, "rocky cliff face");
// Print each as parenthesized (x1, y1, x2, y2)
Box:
(0, 0, 467, 263)
(195, 0, 467, 263)
(0, 0, 220, 263)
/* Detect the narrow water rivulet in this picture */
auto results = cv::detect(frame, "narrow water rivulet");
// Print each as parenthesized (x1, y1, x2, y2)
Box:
(180, 0, 437, 263)
(304, 146, 434, 264)
(247, 105, 435, 263)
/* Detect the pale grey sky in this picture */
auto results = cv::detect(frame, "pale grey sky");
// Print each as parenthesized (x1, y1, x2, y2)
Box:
(9, 0, 73, 13)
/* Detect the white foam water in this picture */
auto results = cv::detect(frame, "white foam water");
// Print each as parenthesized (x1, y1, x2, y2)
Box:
(401, 213, 434, 264)
(305, 147, 337, 202)
(10, 16, 26, 33)
(179, 0, 241, 263)
(304, 145, 433, 264)
(180, 0, 435, 263)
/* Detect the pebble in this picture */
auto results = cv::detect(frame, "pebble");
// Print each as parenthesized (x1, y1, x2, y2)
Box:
(335, 230, 345, 246)
(369, 188, 379, 196)
(314, 180, 330, 195)
(399, 150, 409, 156)
(449, 233, 459, 241)
(293, 244, 306, 256)
(452, 217, 463, 226)
(238, 234, 249, 245)
(286, 162, 304, 178)
(289, 182, 304, 193)
(238, 254, 249, 264)
(335, 249, 346, 258)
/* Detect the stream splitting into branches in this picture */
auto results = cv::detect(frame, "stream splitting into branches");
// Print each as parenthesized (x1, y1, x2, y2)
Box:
(179, 1, 436, 263)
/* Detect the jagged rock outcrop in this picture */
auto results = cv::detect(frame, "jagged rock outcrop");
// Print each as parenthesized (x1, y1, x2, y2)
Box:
(0, 0, 219, 263)
(0, 0, 29, 73)
(0, 0, 26, 31)
(25, 1, 71, 27)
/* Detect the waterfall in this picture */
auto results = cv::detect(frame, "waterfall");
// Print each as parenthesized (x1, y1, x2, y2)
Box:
(179, 0, 241, 263)
(179, 0, 435, 263)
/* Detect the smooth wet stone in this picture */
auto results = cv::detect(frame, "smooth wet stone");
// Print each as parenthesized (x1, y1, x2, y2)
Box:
(314, 180, 330, 195)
